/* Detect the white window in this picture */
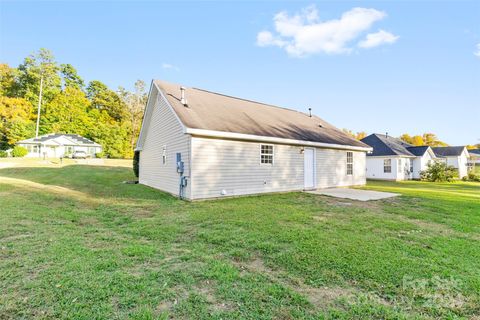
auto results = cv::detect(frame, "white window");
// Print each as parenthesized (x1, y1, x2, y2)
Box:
(162, 145, 167, 165)
(260, 144, 273, 164)
(346, 152, 353, 175)
(384, 159, 392, 173)
(398, 159, 402, 173)
(26, 145, 38, 153)
(65, 146, 73, 154)
(409, 160, 413, 173)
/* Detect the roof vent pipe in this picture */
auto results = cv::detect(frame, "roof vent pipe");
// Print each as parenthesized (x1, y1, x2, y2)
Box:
(308, 107, 312, 117)
(180, 86, 187, 106)
(385, 132, 388, 139)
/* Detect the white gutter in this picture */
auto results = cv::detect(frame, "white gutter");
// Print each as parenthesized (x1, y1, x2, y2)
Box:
(185, 128, 372, 152)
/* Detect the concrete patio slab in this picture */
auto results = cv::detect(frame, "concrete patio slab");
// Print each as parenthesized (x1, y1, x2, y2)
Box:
(306, 188, 399, 201)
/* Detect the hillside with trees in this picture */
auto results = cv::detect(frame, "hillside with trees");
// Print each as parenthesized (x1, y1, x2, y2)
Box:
(0, 49, 146, 158)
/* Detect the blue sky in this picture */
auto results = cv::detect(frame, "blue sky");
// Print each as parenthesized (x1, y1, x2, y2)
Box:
(1, 1, 479, 145)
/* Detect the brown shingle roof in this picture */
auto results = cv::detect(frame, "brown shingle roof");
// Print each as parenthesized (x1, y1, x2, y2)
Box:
(154, 80, 368, 148)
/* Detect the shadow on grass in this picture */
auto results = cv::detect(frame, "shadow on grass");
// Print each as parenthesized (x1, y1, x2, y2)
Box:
(0, 165, 176, 202)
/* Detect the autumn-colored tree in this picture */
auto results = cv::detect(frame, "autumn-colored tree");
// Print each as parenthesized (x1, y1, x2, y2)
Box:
(342, 129, 368, 140)
(0, 97, 35, 148)
(400, 134, 413, 144)
(119, 80, 147, 151)
(423, 133, 447, 147)
(400, 133, 448, 147)
(411, 135, 424, 146)
(0, 64, 19, 97)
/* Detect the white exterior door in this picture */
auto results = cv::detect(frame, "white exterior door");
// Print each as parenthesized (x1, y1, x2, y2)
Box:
(304, 148, 315, 189)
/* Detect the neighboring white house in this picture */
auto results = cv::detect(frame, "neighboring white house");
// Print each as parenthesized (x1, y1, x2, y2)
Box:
(135, 80, 372, 200)
(432, 146, 469, 178)
(468, 149, 480, 166)
(16, 133, 102, 158)
(361, 134, 437, 180)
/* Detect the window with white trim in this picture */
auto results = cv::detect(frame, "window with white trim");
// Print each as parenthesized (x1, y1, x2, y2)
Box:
(384, 159, 392, 173)
(162, 145, 167, 165)
(398, 159, 402, 173)
(409, 159, 413, 173)
(260, 144, 273, 164)
(346, 152, 353, 175)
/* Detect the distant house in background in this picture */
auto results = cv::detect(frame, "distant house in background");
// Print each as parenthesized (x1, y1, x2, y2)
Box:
(432, 146, 469, 178)
(361, 133, 437, 180)
(468, 149, 480, 166)
(16, 133, 102, 158)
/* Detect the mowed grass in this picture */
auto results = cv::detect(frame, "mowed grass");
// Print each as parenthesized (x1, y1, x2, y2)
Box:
(1, 165, 479, 319)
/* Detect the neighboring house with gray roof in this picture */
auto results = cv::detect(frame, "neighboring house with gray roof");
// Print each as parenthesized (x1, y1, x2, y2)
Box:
(16, 133, 102, 158)
(432, 146, 469, 178)
(361, 134, 437, 180)
(468, 149, 480, 165)
(136, 80, 372, 200)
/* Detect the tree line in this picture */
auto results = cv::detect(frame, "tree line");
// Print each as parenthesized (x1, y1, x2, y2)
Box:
(0, 48, 146, 158)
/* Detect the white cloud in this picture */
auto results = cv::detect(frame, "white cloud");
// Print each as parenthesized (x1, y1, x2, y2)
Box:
(256, 5, 398, 57)
(161, 63, 180, 71)
(475, 43, 480, 58)
(358, 29, 399, 48)
(256, 31, 287, 47)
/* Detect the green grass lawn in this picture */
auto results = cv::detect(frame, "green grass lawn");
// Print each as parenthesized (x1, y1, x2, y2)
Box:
(1, 165, 479, 319)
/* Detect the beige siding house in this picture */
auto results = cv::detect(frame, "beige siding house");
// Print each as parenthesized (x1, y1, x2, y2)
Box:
(136, 80, 371, 200)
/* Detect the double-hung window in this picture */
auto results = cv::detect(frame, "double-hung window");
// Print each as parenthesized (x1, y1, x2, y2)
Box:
(346, 152, 353, 175)
(384, 159, 392, 173)
(398, 159, 402, 173)
(260, 144, 273, 164)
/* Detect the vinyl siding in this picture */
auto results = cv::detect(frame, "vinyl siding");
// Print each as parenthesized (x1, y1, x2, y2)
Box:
(190, 137, 303, 199)
(445, 154, 468, 178)
(139, 87, 191, 198)
(316, 149, 366, 188)
(190, 137, 367, 200)
(412, 152, 434, 179)
(365, 156, 409, 180)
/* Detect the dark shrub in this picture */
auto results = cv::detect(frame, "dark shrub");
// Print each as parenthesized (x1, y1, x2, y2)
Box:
(133, 150, 140, 178)
(420, 162, 457, 182)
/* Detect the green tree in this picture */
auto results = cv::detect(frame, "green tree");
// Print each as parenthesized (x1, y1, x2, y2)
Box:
(61, 64, 84, 89)
(16, 48, 61, 106)
(87, 80, 127, 121)
(42, 87, 93, 136)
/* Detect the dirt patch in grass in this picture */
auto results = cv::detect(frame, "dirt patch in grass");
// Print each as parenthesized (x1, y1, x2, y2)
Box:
(232, 255, 359, 311)
(297, 286, 354, 308)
